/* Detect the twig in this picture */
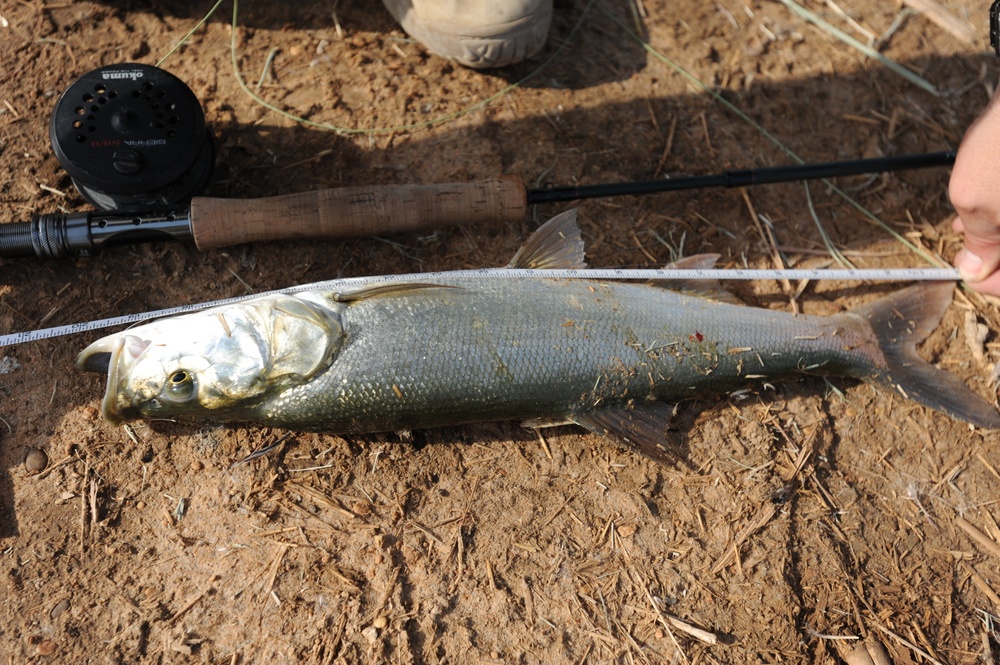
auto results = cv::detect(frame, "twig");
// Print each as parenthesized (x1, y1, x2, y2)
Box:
(255, 48, 280, 93)
(807, 627, 859, 641)
(662, 613, 718, 646)
(823, 0, 876, 43)
(79, 463, 88, 554)
(653, 114, 678, 178)
(965, 565, 1000, 608)
(229, 433, 292, 469)
(36, 454, 76, 480)
(957, 516, 1000, 559)
(775, 0, 938, 95)
(170, 574, 221, 623)
(633, 568, 718, 646)
(264, 544, 291, 601)
(902, 0, 975, 43)
(535, 429, 554, 461)
(872, 622, 946, 665)
(976, 453, 1000, 483)
(839, 636, 894, 665)
(89, 476, 99, 532)
(38, 183, 67, 198)
(711, 501, 778, 574)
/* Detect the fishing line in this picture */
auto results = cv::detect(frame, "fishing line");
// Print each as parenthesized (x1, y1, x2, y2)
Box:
(0, 267, 960, 347)
(155, 0, 226, 68)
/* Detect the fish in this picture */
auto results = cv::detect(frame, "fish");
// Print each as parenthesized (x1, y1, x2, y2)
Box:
(76, 210, 1000, 461)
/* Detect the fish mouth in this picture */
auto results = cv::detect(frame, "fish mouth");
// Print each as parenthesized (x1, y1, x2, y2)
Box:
(76, 335, 150, 426)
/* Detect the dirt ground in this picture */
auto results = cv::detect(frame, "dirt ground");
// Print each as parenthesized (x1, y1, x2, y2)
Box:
(2, 0, 1000, 662)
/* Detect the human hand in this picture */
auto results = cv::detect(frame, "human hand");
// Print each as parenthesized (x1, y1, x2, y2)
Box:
(949, 84, 1000, 296)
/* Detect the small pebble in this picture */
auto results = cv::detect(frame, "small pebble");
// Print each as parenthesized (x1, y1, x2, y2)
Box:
(190, 460, 204, 472)
(361, 626, 379, 643)
(24, 448, 48, 473)
(372, 616, 388, 629)
(617, 524, 637, 538)
(50, 599, 70, 619)
(37, 640, 57, 656)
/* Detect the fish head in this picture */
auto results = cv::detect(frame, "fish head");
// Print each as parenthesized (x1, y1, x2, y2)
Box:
(76, 295, 345, 425)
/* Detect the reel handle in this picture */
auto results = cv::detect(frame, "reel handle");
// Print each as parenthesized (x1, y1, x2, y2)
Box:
(189, 176, 527, 250)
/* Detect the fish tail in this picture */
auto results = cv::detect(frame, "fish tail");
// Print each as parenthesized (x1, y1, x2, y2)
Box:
(852, 283, 1000, 429)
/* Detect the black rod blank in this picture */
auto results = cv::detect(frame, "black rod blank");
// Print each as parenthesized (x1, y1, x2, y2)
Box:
(526, 150, 957, 204)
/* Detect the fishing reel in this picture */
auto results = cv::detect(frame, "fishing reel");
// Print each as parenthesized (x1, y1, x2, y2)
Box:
(49, 63, 214, 211)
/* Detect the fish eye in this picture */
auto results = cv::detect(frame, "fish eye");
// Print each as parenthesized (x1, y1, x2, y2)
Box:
(166, 369, 196, 400)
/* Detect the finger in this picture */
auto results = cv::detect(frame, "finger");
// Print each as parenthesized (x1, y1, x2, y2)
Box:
(958, 265, 1000, 297)
(952, 214, 964, 234)
(953, 218, 1000, 283)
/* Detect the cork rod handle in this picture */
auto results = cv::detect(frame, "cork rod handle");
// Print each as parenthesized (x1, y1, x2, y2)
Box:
(189, 176, 527, 251)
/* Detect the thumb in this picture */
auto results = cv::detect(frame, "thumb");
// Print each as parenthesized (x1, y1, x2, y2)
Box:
(953, 215, 1000, 283)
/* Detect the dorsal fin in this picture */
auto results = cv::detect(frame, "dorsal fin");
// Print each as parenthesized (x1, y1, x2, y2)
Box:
(508, 210, 587, 269)
(654, 254, 741, 304)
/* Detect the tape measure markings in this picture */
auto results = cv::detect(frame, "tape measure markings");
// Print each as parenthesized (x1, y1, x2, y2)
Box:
(0, 267, 961, 348)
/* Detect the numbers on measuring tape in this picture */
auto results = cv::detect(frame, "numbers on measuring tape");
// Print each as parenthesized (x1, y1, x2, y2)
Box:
(0, 267, 960, 347)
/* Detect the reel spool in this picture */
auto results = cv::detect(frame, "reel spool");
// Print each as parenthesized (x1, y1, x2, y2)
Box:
(49, 63, 214, 211)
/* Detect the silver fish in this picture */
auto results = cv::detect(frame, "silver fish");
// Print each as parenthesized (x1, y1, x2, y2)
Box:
(76, 211, 1000, 459)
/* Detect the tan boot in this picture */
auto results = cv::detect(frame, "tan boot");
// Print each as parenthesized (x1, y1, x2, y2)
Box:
(381, 0, 552, 68)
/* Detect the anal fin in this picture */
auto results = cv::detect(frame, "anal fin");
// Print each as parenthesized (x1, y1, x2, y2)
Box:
(571, 401, 686, 466)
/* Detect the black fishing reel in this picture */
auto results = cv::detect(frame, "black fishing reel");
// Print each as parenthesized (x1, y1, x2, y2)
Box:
(50, 63, 214, 211)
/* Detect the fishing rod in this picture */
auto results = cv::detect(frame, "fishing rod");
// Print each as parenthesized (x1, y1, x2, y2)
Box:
(1, 62, 957, 260)
(3, 150, 957, 261)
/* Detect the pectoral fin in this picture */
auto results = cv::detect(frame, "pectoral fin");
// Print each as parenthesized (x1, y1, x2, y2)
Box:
(654, 254, 741, 304)
(571, 402, 686, 466)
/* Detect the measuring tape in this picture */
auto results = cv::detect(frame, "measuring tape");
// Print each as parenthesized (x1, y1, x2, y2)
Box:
(0, 266, 961, 348)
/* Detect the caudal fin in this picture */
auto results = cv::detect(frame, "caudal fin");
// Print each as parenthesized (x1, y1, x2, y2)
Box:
(853, 283, 1000, 429)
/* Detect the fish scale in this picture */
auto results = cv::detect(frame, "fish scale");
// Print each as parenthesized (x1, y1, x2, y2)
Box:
(76, 210, 1000, 458)
(258, 277, 881, 433)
